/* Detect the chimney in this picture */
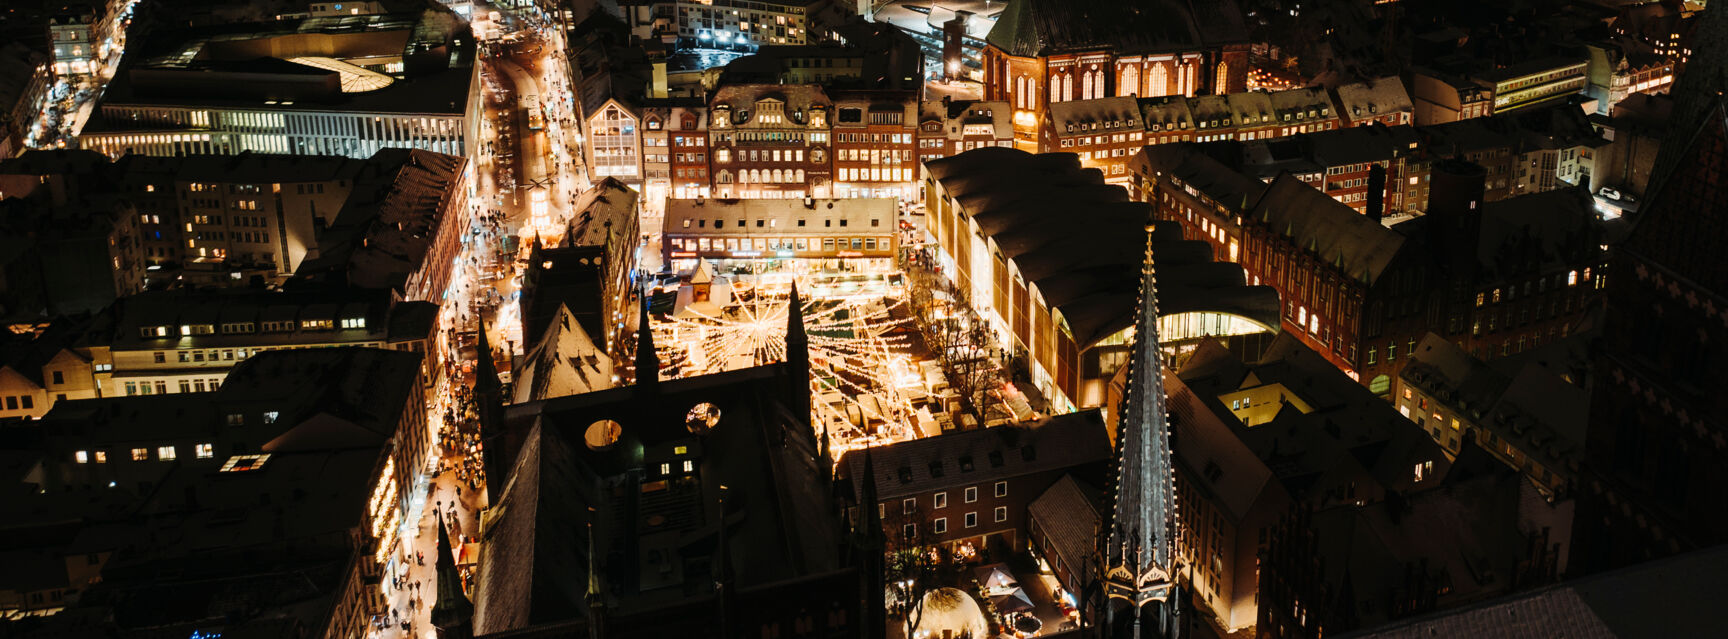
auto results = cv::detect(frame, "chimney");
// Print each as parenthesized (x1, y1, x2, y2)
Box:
(1365, 164, 1386, 224)
(1427, 159, 1487, 278)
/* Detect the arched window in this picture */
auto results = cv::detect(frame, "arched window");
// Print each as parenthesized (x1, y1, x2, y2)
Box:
(1051, 74, 1062, 103)
(1121, 65, 1139, 97)
(1062, 73, 1073, 102)
(1149, 64, 1168, 97)
(716, 170, 733, 184)
(772, 169, 784, 183)
(749, 169, 762, 183)
(1215, 61, 1230, 94)
(795, 169, 805, 183)
(1081, 71, 1094, 101)
(1187, 63, 1199, 97)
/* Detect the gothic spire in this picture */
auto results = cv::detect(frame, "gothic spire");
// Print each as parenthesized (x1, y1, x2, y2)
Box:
(474, 319, 506, 501)
(430, 512, 474, 639)
(474, 318, 500, 395)
(1102, 224, 1180, 637)
(635, 284, 659, 392)
(785, 282, 812, 422)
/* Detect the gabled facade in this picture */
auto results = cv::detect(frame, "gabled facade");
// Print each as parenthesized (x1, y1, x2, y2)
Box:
(981, 0, 1251, 149)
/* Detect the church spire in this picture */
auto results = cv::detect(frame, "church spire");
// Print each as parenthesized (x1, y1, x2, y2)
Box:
(474, 318, 501, 395)
(635, 284, 659, 392)
(474, 319, 505, 502)
(785, 282, 811, 422)
(430, 512, 474, 639)
(856, 447, 886, 638)
(1102, 224, 1180, 638)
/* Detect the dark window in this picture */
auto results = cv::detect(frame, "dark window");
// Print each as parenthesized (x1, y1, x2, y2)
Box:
(929, 461, 944, 478)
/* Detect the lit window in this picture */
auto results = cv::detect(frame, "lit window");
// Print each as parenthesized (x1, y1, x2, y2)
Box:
(659, 462, 671, 475)
(94, 451, 107, 463)
(131, 448, 148, 461)
(263, 411, 279, 424)
(1413, 460, 1433, 482)
(75, 450, 89, 464)
(682, 460, 694, 473)
(195, 443, 214, 459)
(158, 446, 177, 461)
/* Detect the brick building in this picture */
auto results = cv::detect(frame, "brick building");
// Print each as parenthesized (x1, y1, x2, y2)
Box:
(708, 84, 833, 198)
(981, 0, 1251, 149)
(831, 89, 919, 199)
(915, 99, 1014, 166)
(1043, 96, 1144, 181)
(835, 410, 1112, 551)
(1135, 146, 1608, 394)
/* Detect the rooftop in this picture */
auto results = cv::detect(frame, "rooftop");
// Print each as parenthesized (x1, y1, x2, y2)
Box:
(925, 147, 1280, 347)
(1343, 544, 1728, 639)
(836, 410, 1114, 501)
(86, 7, 474, 120)
(480, 359, 843, 633)
(1249, 173, 1407, 285)
(985, 0, 1249, 58)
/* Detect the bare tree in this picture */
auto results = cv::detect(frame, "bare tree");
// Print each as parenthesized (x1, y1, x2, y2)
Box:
(905, 265, 1007, 428)
(883, 504, 942, 638)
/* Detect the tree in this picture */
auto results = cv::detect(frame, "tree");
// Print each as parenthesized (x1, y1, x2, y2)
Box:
(905, 264, 1007, 428)
(883, 502, 942, 638)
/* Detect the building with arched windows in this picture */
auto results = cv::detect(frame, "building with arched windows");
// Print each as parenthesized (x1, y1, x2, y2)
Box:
(981, 0, 1251, 151)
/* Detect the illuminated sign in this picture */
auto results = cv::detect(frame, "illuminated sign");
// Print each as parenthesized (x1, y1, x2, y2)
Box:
(670, 251, 696, 258)
(732, 251, 761, 257)
(218, 454, 271, 472)
(837, 251, 864, 257)
(776, 250, 794, 257)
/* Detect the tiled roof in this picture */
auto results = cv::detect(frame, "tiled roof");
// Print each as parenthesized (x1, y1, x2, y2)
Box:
(926, 148, 1280, 346)
(512, 303, 614, 403)
(1251, 173, 1406, 284)
(1332, 76, 1414, 124)
(1027, 475, 1101, 575)
(1048, 96, 1141, 135)
(985, 0, 1248, 58)
(1344, 545, 1728, 638)
(836, 411, 1112, 502)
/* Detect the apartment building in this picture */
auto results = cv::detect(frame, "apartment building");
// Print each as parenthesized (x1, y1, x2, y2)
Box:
(915, 99, 1014, 166)
(102, 289, 435, 399)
